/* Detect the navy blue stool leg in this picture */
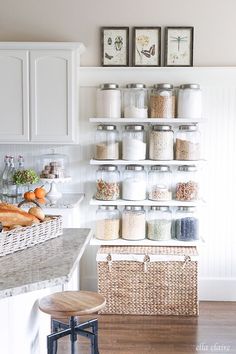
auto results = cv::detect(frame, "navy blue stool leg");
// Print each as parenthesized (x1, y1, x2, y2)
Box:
(70, 316, 78, 354)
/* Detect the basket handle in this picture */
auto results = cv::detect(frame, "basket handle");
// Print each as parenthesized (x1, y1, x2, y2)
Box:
(143, 254, 150, 273)
(182, 255, 191, 269)
(106, 253, 112, 272)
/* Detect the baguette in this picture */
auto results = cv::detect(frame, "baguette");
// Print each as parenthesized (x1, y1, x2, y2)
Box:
(0, 209, 40, 227)
(0, 202, 24, 212)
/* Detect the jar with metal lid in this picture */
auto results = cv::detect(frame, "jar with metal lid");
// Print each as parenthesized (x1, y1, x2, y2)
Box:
(147, 206, 172, 241)
(122, 125, 146, 160)
(175, 206, 199, 241)
(122, 206, 146, 240)
(148, 166, 172, 201)
(175, 125, 201, 160)
(122, 165, 146, 200)
(149, 125, 174, 160)
(96, 83, 121, 118)
(96, 165, 120, 200)
(150, 83, 176, 118)
(95, 205, 120, 240)
(95, 125, 119, 160)
(176, 165, 199, 201)
(178, 84, 202, 119)
(123, 83, 148, 118)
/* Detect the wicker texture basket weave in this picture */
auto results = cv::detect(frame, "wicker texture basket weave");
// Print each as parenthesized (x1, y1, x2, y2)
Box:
(97, 246, 198, 316)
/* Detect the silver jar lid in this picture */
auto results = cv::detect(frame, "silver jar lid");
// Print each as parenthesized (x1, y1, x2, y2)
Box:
(98, 205, 118, 211)
(125, 125, 144, 131)
(98, 165, 117, 171)
(125, 165, 144, 171)
(150, 165, 170, 172)
(125, 206, 144, 211)
(100, 83, 119, 90)
(152, 125, 172, 131)
(150, 206, 169, 211)
(97, 125, 117, 131)
(179, 124, 198, 131)
(153, 83, 173, 89)
(126, 83, 146, 89)
(178, 165, 197, 172)
(179, 84, 200, 90)
(177, 206, 196, 212)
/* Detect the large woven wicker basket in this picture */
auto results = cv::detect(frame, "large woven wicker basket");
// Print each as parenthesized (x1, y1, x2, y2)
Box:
(97, 246, 199, 316)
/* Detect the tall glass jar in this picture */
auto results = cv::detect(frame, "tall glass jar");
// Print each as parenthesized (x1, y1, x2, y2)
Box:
(96, 165, 120, 200)
(122, 206, 146, 240)
(178, 84, 202, 119)
(147, 206, 172, 241)
(148, 166, 172, 201)
(150, 83, 176, 118)
(122, 125, 146, 160)
(175, 125, 201, 160)
(149, 125, 174, 160)
(95, 125, 119, 160)
(96, 83, 121, 118)
(175, 165, 199, 201)
(123, 83, 148, 118)
(122, 165, 146, 201)
(175, 206, 199, 241)
(95, 206, 120, 240)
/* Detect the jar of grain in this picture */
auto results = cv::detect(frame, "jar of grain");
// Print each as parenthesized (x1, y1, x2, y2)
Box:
(147, 206, 172, 241)
(175, 165, 199, 201)
(122, 206, 146, 240)
(178, 84, 202, 119)
(96, 83, 121, 118)
(149, 125, 174, 160)
(96, 205, 120, 240)
(175, 125, 201, 160)
(148, 165, 172, 201)
(122, 165, 146, 201)
(95, 125, 119, 160)
(174, 206, 199, 241)
(96, 165, 120, 200)
(150, 83, 175, 118)
(122, 125, 146, 160)
(123, 83, 148, 118)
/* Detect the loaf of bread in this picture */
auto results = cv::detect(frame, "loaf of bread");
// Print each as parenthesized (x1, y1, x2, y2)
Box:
(0, 208, 40, 227)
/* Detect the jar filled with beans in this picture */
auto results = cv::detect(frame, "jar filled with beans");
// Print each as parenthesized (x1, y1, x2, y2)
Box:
(147, 206, 172, 241)
(96, 165, 120, 200)
(175, 165, 199, 201)
(96, 205, 120, 240)
(174, 206, 199, 241)
(149, 125, 174, 160)
(150, 83, 176, 118)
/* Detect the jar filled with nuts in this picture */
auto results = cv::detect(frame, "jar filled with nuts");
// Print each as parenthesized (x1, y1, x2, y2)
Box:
(96, 165, 120, 201)
(175, 125, 201, 161)
(150, 83, 176, 118)
(175, 165, 199, 201)
(148, 165, 172, 201)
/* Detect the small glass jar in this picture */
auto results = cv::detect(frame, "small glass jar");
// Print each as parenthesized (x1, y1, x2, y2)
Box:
(149, 125, 174, 160)
(148, 166, 172, 201)
(147, 206, 172, 241)
(122, 206, 146, 240)
(175, 206, 199, 241)
(95, 125, 119, 160)
(39, 150, 69, 179)
(178, 84, 202, 119)
(122, 125, 146, 160)
(95, 205, 120, 240)
(122, 165, 146, 201)
(96, 83, 121, 118)
(150, 83, 176, 118)
(123, 83, 148, 118)
(175, 125, 201, 161)
(175, 165, 199, 201)
(96, 165, 120, 200)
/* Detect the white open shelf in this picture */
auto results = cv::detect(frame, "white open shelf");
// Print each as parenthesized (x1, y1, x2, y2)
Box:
(90, 159, 206, 166)
(89, 117, 204, 124)
(90, 198, 204, 207)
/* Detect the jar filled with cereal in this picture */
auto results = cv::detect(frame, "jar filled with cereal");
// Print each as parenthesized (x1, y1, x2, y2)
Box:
(150, 83, 176, 118)
(96, 206, 120, 240)
(175, 165, 199, 201)
(96, 165, 120, 200)
(175, 125, 201, 160)
(148, 165, 172, 201)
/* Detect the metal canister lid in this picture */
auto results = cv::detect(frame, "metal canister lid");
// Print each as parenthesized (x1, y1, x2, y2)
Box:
(97, 125, 117, 131)
(125, 165, 144, 171)
(126, 83, 146, 89)
(179, 124, 198, 131)
(98, 165, 117, 171)
(100, 83, 119, 90)
(150, 206, 169, 211)
(177, 206, 196, 212)
(180, 84, 200, 90)
(152, 125, 172, 131)
(98, 205, 117, 211)
(178, 165, 197, 172)
(125, 125, 144, 131)
(153, 83, 173, 89)
(125, 206, 144, 211)
(150, 165, 170, 172)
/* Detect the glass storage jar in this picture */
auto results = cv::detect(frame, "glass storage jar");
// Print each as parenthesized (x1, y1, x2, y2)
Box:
(122, 125, 146, 160)
(148, 165, 172, 201)
(178, 84, 202, 119)
(174, 206, 199, 241)
(96, 83, 121, 118)
(175, 165, 199, 201)
(122, 206, 146, 240)
(147, 206, 172, 241)
(39, 150, 69, 179)
(175, 125, 201, 160)
(95, 205, 120, 240)
(122, 165, 146, 201)
(149, 125, 174, 160)
(123, 83, 148, 118)
(95, 125, 119, 160)
(96, 165, 120, 200)
(150, 83, 176, 118)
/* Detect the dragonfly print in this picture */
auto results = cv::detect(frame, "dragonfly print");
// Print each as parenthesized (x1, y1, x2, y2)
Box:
(170, 35, 188, 51)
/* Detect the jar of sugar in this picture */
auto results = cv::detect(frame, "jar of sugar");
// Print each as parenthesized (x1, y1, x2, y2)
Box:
(178, 84, 202, 119)
(123, 83, 148, 118)
(122, 125, 146, 160)
(96, 83, 121, 118)
(122, 165, 146, 201)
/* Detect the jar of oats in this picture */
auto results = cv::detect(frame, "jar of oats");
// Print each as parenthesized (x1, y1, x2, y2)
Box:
(122, 206, 146, 240)
(149, 125, 174, 160)
(150, 83, 176, 118)
(175, 165, 199, 201)
(175, 125, 201, 161)
(148, 165, 172, 201)
(95, 125, 119, 160)
(96, 205, 120, 240)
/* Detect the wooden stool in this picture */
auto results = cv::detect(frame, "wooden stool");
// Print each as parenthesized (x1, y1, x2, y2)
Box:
(39, 291, 106, 354)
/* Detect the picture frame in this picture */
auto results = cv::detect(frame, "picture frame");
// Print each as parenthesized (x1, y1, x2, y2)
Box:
(101, 27, 129, 66)
(132, 27, 161, 67)
(164, 27, 194, 67)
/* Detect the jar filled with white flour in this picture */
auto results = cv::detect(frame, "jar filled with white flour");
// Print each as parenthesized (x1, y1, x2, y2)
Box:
(122, 125, 146, 160)
(178, 84, 202, 119)
(122, 206, 146, 240)
(122, 165, 146, 200)
(96, 83, 121, 118)
(123, 83, 148, 118)
(149, 125, 174, 160)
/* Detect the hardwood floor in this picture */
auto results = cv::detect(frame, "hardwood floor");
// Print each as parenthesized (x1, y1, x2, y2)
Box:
(56, 302, 236, 354)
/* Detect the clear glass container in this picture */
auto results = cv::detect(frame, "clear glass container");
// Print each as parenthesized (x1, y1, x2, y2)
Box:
(96, 165, 120, 200)
(148, 166, 172, 201)
(122, 125, 146, 160)
(95, 125, 119, 160)
(175, 165, 199, 201)
(149, 125, 174, 160)
(122, 165, 146, 201)
(147, 206, 172, 241)
(95, 205, 120, 240)
(150, 83, 176, 118)
(123, 83, 148, 118)
(175, 206, 199, 241)
(175, 125, 201, 160)
(122, 206, 146, 240)
(39, 151, 69, 179)
(178, 84, 202, 119)
(96, 83, 121, 118)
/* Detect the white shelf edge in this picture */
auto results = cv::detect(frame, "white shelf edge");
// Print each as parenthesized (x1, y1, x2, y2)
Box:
(90, 198, 204, 207)
(90, 159, 206, 166)
(89, 118, 204, 124)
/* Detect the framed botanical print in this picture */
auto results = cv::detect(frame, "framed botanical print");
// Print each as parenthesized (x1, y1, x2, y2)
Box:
(133, 27, 161, 66)
(101, 27, 129, 66)
(164, 27, 194, 67)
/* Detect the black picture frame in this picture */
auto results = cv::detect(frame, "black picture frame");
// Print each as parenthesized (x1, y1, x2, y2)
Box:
(101, 27, 129, 67)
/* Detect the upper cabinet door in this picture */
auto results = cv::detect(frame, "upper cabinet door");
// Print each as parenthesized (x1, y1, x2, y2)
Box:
(30, 50, 77, 143)
(0, 50, 29, 142)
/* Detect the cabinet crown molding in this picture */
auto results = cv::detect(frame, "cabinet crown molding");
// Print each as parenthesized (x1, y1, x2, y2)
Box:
(0, 42, 85, 53)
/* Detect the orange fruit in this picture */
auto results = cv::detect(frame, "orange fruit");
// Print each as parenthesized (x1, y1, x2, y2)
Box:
(37, 198, 46, 205)
(34, 186, 46, 199)
(24, 191, 36, 201)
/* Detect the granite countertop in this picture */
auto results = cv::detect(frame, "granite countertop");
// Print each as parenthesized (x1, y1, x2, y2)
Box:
(0, 228, 92, 299)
